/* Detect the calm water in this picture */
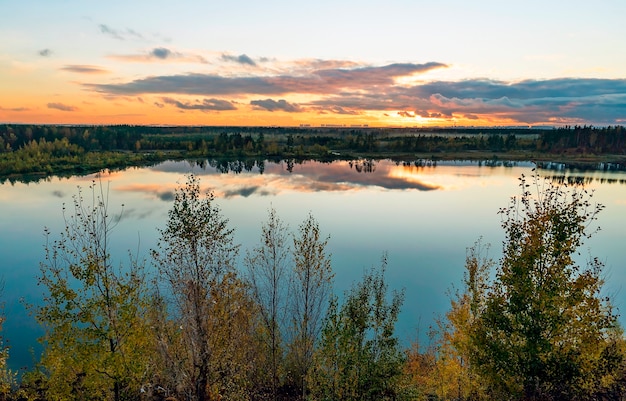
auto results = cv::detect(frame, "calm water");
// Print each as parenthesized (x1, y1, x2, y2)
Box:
(1, 159, 626, 371)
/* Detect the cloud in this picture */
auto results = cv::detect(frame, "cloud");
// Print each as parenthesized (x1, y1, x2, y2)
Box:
(222, 186, 272, 198)
(38, 49, 52, 57)
(151, 47, 172, 59)
(82, 56, 626, 125)
(161, 97, 237, 111)
(60, 65, 110, 74)
(314, 62, 448, 87)
(221, 53, 256, 66)
(47, 102, 78, 112)
(311, 105, 361, 115)
(108, 48, 208, 64)
(251, 98, 300, 112)
(294, 59, 361, 70)
(85, 62, 446, 96)
(402, 78, 626, 100)
(158, 191, 175, 201)
(99, 24, 144, 40)
(0, 105, 29, 112)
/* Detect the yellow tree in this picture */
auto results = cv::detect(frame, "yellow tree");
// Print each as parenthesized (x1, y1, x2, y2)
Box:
(37, 181, 152, 401)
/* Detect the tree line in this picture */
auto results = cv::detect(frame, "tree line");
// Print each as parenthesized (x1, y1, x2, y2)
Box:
(0, 173, 624, 400)
(1, 125, 626, 182)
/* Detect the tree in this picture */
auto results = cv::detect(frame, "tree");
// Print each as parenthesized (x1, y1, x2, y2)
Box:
(152, 173, 241, 401)
(37, 181, 151, 401)
(415, 240, 492, 401)
(469, 173, 624, 400)
(288, 213, 333, 398)
(244, 207, 291, 400)
(309, 255, 405, 401)
(0, 281, 17, 399)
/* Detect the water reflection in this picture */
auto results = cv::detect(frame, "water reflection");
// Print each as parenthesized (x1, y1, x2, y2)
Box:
(1, 159, 626, 373)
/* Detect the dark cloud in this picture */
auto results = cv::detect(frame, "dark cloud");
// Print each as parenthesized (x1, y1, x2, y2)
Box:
(161, 97, 237, 111)
(85, 62, 446, 96)
(60, 65, 109, 74)
(158, 191, 175, 202)
(151, 47, 172, 59)
(38, 49, 52, 57)
(251, 99, 300, 112)
(402, 78, 626, 100)
(87, 74, 285, 95)
(47, 102, 78, 112)
(83, 55, 626, 125)
(221, 54, 256, 66)
(222, 186, 271, 198)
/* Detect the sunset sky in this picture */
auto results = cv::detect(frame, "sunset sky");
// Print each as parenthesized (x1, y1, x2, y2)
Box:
(1, 0, 625, 127)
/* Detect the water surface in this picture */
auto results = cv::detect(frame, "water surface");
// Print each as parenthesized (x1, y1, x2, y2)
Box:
(1, 159, 625, 371)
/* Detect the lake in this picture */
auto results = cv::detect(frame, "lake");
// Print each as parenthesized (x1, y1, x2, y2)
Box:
(1, 158, 626, 372)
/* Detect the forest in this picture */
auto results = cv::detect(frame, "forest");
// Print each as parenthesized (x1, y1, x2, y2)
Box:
(1, 124, 626, 183)
(0, 172, 624, 401)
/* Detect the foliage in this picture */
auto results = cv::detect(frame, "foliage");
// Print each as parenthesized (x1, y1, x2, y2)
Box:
(36, 181, 152, 401)
(4, 123, 626, 183)
(309, 255, 405, 401)
(468, 173, 623, 400)
(408, 240, 492, 401)
(287, 213, 334, 398)
(0, 314, 17, 399)
(152, 173, 266, 401)
(244, 207, 292, 399)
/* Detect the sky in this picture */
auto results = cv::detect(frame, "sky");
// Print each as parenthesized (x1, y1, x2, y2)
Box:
(1, 0, 625, 127)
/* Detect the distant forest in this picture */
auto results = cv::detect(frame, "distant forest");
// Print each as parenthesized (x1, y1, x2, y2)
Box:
(1, 124, 625, 181)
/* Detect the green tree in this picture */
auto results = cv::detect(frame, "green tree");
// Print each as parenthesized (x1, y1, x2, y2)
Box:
(36, 181, 151, 401)
(469, 174, 624, 400)
(152, 174, 241, 401)
(244, 207, 291, 400)
(288, 213, 333, 398)
(309, 255, 405, 401)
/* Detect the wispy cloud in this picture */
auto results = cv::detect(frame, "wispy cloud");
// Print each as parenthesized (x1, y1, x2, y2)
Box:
(221, 53, 257, 66)
(108, 47, 208, 64)
(0, 105, 30, 112)
(161, 97, 237, 111)
(47, 102, 78, 112)
(60, 65, 110, 74)
(99, 24, 144, 41)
